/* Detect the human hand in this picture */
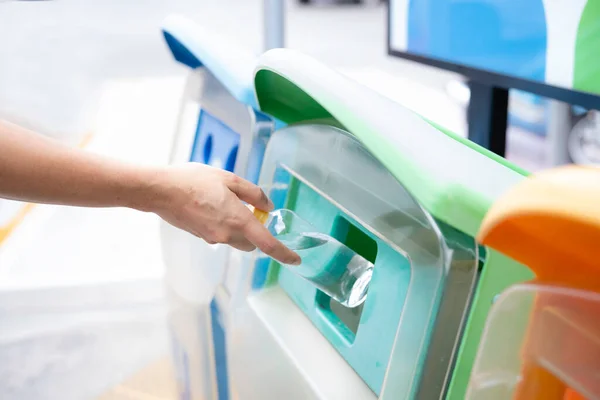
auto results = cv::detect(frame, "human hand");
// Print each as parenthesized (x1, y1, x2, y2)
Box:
(145, 163, 300, 266)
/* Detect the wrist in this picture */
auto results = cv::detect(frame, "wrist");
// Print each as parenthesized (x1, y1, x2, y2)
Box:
(124, 165, 172, 213)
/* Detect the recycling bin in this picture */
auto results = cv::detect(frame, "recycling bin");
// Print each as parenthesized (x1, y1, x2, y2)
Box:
(159, 16, 275, 400)
(467, 165, 600, 400)
(214, 49, 534, 400)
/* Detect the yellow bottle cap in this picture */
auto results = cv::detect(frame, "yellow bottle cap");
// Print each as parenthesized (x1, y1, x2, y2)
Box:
(247, 205, 269, 225)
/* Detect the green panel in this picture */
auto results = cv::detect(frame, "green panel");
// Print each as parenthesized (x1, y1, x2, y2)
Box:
(445, 250, 534, 400)
(573, 0, 600, 94)
(331, 216, 378, 265)
(273, 174, 415, 395)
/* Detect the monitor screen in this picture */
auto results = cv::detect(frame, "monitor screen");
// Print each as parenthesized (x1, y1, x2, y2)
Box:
(388, 0, 600, 100)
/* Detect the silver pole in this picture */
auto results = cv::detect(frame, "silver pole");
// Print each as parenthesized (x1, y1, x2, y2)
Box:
(546, 100, 572, 166)
(264, 0, 285, 50)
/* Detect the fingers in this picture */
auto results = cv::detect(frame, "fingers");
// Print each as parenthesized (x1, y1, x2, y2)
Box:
(242, 218, 301, 266)
(227, 231, 257, 252)
(226, 173, 273, 211)
(197, 226, 256, 252)
(229, 240, 257, 252)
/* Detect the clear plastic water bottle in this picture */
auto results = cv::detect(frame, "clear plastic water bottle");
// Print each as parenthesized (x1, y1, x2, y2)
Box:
(250, 206, 374, 308)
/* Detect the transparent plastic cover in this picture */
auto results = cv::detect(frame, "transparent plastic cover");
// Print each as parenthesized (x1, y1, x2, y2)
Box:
(245, 124, 450, 397)
(467, 283, 600, 400)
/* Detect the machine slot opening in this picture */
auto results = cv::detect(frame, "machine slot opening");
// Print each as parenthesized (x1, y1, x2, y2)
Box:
(316, 215, 378, 340)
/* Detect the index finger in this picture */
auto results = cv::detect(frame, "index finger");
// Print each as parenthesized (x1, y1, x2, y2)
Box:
(226, 174, 273, 212)
(242, 217, 301, 266)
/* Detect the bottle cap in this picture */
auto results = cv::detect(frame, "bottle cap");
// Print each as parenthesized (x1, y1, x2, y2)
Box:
(247, 204, 269, 225)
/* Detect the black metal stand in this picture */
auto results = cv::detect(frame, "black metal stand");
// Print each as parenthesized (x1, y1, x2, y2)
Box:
(467, 81, 509, 157)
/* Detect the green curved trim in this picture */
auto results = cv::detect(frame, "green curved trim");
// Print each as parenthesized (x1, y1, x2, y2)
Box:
(255, 70, 335, 124)
(424, 119, 529, 177)
(573, 0, 600, 94)
(254, 49, 526, 237)
(256, 68, 528, 178)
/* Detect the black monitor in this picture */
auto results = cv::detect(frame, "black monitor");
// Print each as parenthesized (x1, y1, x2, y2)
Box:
(387, 0, 600, 156)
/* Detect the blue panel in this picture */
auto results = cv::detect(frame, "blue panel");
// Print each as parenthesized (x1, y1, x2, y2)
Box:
(188, 110, 240, 400)
(190, 110, 240, 173)
(210, 299, 230, 400)
(251, 258, 271, 289)
(245, 110, 273, 184)
(163, 31, 203, 69)
(407, 0, 548, 81)
(161, 16, 258, 106)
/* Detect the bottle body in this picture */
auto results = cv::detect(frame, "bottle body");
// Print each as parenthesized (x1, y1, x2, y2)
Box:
(262, 209, 373, 308)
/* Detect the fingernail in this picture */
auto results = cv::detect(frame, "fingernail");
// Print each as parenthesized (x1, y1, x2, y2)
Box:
(268, 199, 275, 209)
(290, 257, 301, 266)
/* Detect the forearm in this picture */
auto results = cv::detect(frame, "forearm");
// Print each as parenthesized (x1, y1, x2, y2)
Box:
(0, 120, 300, 264)
(0, 120, 164, 211)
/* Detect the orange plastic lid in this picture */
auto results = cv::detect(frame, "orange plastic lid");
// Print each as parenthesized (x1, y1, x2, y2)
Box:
(477, 165, 600, 289)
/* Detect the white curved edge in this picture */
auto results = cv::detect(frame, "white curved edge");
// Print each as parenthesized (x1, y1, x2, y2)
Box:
(229, 287, 377, 400)
(162, 15, 259, 107)
(389, 0, 410, 51)
(542, 0, 588, 88)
